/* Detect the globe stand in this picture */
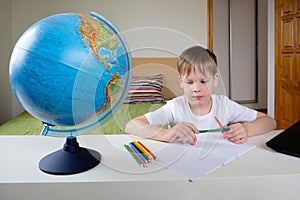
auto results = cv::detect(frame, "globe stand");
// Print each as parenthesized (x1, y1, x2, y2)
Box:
(39, 136, 101, 175)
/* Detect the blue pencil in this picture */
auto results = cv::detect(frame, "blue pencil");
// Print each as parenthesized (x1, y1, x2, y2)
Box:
(129, 142, 148, 163)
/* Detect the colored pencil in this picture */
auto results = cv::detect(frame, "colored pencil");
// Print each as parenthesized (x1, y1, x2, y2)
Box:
(124, 144, 144, 167)
(133, 140, 153, 161)
(214, 116, 224, 129)
(129, 142, 148, 164)
(130, 141, 151, 162)
(137, 140, 159, 161)
(214, 116, 230, 133)
(126, 144, 147, 167)
(198, 127, 230, 133)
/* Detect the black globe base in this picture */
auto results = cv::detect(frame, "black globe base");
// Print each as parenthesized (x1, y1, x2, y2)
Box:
(39, 136, 101, 175)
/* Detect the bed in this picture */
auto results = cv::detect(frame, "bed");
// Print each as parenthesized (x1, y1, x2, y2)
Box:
(0, 58, 181, 136)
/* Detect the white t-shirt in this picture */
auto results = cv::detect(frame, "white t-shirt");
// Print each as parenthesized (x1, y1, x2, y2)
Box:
(144, 95, 257, 130)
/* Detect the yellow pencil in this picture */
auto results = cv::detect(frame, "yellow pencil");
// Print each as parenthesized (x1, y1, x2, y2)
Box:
(132, 140, 153, 160)
(138, 140, 158, 161)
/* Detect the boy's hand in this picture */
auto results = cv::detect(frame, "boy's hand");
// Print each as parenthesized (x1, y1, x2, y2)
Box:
(222, 123, 249, 144)
(163, 122, 198, 145)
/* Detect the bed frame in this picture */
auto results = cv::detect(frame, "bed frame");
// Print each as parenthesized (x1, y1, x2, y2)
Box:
(132, 58, 182, 100)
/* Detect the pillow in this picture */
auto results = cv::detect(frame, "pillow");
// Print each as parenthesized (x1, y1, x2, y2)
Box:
(124, 74, 164, 103)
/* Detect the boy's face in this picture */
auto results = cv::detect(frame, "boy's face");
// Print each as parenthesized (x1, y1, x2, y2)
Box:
(179, 68, 218, 108)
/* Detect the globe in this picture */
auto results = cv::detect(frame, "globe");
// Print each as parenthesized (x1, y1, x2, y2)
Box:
(9, 11, 131, 175)
(9, 11, 131, 137)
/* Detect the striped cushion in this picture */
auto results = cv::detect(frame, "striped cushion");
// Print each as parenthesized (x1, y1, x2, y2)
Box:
(124, 74, 164, 103)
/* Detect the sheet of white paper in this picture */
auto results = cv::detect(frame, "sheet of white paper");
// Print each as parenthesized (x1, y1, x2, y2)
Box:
(155, 132, 255, 180)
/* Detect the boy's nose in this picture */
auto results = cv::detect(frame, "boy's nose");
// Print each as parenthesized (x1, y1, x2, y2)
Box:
(192, 83, 202, 92)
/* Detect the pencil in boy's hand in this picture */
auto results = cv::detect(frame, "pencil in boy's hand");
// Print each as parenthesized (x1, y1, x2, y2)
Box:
(199, 127, 231, 133)
(213, 116, 230, 133)
(214, 116, 224, 129)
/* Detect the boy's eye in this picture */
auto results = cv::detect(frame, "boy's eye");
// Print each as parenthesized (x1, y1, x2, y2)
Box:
(185, 80, 209, 84)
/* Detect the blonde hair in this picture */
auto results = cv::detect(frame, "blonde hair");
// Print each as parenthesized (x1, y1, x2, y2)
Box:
(177, 46, 218, 77)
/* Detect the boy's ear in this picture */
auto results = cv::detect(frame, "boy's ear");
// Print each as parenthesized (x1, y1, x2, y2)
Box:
(213, 73, 219, 88)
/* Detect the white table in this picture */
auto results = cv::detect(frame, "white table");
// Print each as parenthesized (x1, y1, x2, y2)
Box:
(0, 130, 300, 200)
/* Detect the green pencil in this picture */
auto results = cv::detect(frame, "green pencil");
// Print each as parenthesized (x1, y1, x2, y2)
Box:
(124, 144, 144, 167)
(199, 127, 230, 133)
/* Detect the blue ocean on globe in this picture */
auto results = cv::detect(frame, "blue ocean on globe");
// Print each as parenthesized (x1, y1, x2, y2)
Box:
(9, 11, 131, 137)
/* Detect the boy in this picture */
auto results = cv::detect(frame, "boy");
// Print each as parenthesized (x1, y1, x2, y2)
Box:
(125, 46, 276, 145)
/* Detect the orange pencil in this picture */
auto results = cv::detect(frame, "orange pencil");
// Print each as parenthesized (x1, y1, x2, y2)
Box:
(214, 116, 227, 133)
(132, 140, 153, 161)
(214, 116, 224, 128)
(137, 140, 158, 161)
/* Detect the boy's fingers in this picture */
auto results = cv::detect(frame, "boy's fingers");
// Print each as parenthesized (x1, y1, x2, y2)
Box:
(181, 130, 196, 145)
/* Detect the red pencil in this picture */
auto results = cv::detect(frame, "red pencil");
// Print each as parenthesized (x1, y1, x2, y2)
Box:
(137, 141, 158, 161)
(214, 116, 223, 128)
(214, 116, 225, 133)
(133, 140, 152, 161)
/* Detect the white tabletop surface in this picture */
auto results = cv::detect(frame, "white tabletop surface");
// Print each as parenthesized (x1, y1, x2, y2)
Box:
(0, 130, 300, 200)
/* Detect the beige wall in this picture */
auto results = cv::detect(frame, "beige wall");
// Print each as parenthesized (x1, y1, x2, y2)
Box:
(213, 0, 268, 109)
(12, 0, 208, 57)
(1, 0, 208, 122)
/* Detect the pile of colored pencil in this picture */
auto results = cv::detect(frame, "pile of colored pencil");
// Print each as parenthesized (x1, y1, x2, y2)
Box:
(124, 140, 158, 167)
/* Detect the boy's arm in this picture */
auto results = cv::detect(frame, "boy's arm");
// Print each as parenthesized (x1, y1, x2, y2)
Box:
(223, 111, 276, 144)
(125, 116, 198, 144)
(243, 111, 277, 137)
(125, 116, 166, 140)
